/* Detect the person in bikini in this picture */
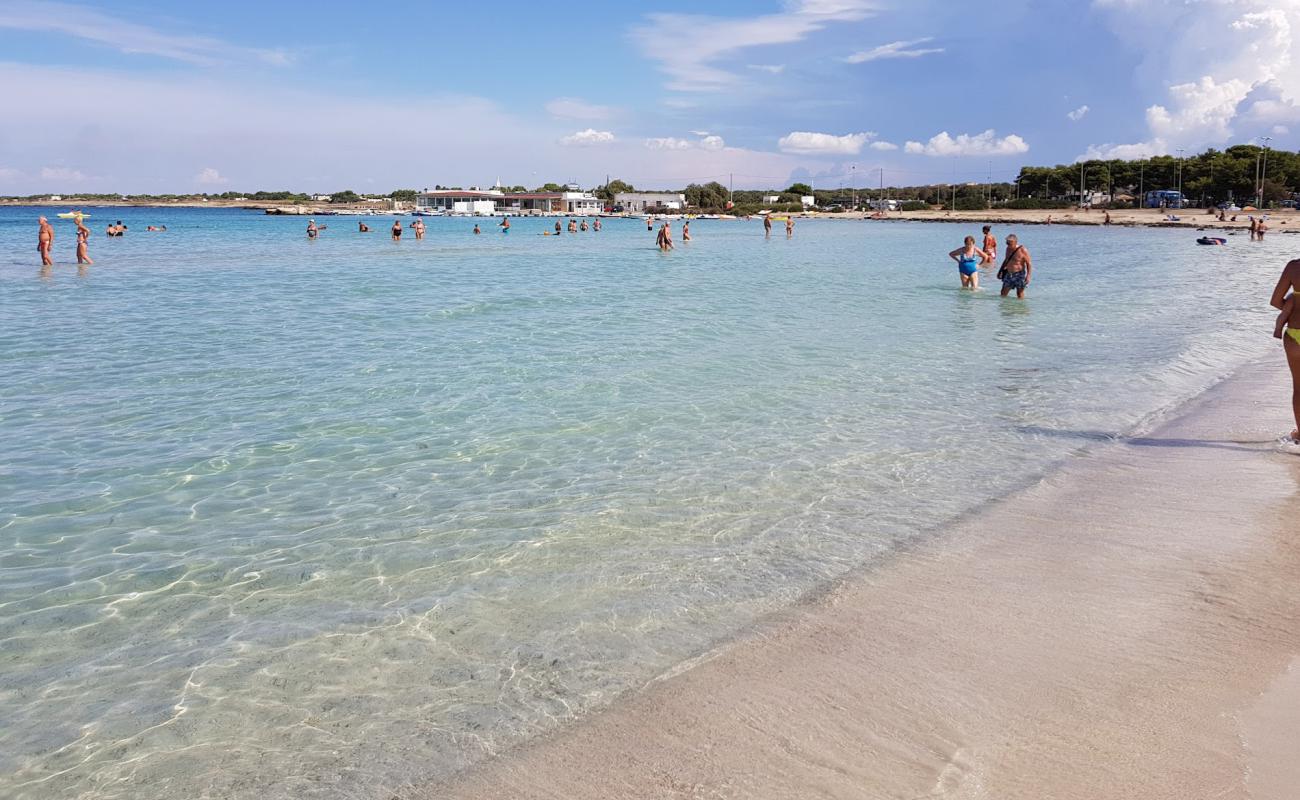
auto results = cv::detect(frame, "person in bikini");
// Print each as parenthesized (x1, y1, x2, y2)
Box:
(998, 234, 1032, 299)
(682, 220, 691, 241)
(391, 219, 403, 240)
(75, 216, 93, 265)
(1270, 257, 1300, 442)
(981, 225, 997, 266)
(948, 235, 989, 290)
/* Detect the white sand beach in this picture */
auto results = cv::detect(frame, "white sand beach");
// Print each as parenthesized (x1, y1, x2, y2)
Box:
(430, 357, 1300, 800)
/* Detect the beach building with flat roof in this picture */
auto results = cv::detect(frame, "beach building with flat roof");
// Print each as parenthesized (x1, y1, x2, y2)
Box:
(415, 189, 504, 214)
(614, 192, 687, 212)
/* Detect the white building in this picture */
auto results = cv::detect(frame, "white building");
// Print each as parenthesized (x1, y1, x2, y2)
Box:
(614, 192, 687, 212)
(762, 194, 781, 204)
(801, 195, 815, 208)
(310, 194, 332, 202)
(415, 189, 504, 214)
(560, 191, 602, 214)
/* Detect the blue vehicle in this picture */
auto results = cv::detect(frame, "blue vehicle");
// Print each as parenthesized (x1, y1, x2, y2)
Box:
(1144, 189, 1185, 209)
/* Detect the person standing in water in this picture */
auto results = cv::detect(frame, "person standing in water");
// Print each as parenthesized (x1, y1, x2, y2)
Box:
(567, 218, 578, 233)
(555, 220, 562, 235)
(981, 225, 997, 266)
(785, 217, 794, 238)
(391, 219, 403, 240)
(949, 235, 988, 289)
(580, 219, 589, 231)
(1258, 218, 1268, 240)
(307, 219, 322, 239)
(74, 216, 93, 265)
(1270, 256, 1300, 442)
(473, 224, 481, 235)
(1249, 216, 1259, 241)
(499, 218, 510, 232)
(37, 216, 54, 266)
(657, 221, 674, 251)
(411, 218, 426, 239)
(358, 221, 370, 232)
(593, 218, 601, 232)
(763, 215, 772, 237)
(998, 234, 1033, 298)
(682, 220, 691, 241)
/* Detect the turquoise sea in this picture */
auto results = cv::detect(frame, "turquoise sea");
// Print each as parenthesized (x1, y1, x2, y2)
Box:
(0, 206, 1286, 798)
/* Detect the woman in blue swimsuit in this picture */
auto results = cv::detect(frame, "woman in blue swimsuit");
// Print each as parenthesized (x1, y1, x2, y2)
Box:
(948, 235, 990, 290)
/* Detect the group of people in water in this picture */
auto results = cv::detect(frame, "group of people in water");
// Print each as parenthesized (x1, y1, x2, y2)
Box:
(947, 225, 1033, 298)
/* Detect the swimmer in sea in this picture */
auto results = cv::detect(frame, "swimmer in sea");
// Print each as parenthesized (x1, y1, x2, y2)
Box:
(1258, 218, 1268, 240)
(38, 216, 54, 266)
(981, 225, 997, 266)
(682, 221, 691, 241)
(593, 218, 601, 232)
(1250, 216, 1258, 241)
(647, 218, 654, 232)
(555, 221, 562, 235)
(410, 218, 426, 239)
(359, 222, 370, 232)
(307, 219, 321, 239)
(500, 218, 510, 231)
(75, 216, 92, 265)
(391, 219, 403, 240)
(580, 219, 588, 231)
(568, 218, 577, 233)
(763, 215, 772, 236)
(785, 217, 794, 237)
(473, 224, 481, 234)
(949, 235, 990, 290)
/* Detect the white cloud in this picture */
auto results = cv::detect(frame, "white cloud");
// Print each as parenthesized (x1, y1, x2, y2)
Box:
(632, 0, 877, 91)
(846, 36, 944, 63)
(869, 140, 899, 151)
(40, 166, 87, 181)
(1067, 105, 1090, 121)
(195, 167, 228, 185)
(645, 134, 727, 151)
(560, 128, 616, 146)
(0, 166, 21, 180)
(903, 130, 1029, 156)
(778, 131, 874, 154)
(747, 64, 786, 74)
(0, 0, 292, 66)
(0, 63, 815, 195)
(1274, 125, 1291, 135)
(645, 137, 694, 151)
(1086, 0, 1300, 155)
(1076, 140, 1167, 161)
(689, 130, 711, 136)
(545, 97, 615, 121)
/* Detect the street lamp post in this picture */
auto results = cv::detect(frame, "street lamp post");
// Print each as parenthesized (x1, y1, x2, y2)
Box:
(1259, 136, 1272, 207)
(851, 164, 856, 210)
(1176, 148, 1185, 209)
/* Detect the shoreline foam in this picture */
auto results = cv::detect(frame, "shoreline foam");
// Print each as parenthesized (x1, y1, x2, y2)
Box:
(428, 356, 1300, 800)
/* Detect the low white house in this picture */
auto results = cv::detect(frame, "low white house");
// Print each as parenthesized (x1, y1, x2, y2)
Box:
(801, 195, 815, 208)
(614, 191, 686, 212)
(560, 190, 602, 214)
(310, 194, 333, 202)
(415, 189, 504, 214)
(762, 194, 781, 204)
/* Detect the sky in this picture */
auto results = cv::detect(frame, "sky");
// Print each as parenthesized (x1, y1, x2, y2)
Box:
(1, 0, 1297, 194)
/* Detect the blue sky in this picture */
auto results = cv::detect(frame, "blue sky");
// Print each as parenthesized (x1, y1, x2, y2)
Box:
(1, 0, 1296, 193)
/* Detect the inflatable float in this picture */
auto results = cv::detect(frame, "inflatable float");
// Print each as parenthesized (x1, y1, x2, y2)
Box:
(1196, 236, 1227, 245)
(57, 211, 89, 219)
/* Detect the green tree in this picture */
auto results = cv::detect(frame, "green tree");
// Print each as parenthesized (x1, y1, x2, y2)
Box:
(786, 182, 813, 195)
(536, 183, 565, 192)
(389, 189, 418, 202)
(330, 190, 361, 204)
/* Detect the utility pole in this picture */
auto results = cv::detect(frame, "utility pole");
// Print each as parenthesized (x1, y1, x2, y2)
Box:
(729, 173, 733, 206)
(1259, 136, 1272, 207)
(1139, 162, 1144, 209)
(850, 164, 856, 210)
(1079, 162, 1086, 209)
(1176, 148, 1185, 208)
(879, 167, 884, 209)
(987, 160, 992, 209)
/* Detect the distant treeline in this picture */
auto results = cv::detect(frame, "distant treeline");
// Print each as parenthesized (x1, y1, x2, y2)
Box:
(1015, 145, 1299, 207)
(9, 146, 1297, 211)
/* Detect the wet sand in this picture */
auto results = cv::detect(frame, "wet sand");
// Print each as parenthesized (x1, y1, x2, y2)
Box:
(427, 357, 1300, 800)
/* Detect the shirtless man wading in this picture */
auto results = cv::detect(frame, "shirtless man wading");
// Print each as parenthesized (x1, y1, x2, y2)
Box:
(37, 216, 54, 266)
(999, 234, 1032, 299)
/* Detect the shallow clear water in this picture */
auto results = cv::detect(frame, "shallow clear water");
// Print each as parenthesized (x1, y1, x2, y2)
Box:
(0, 206, 1287, 798)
